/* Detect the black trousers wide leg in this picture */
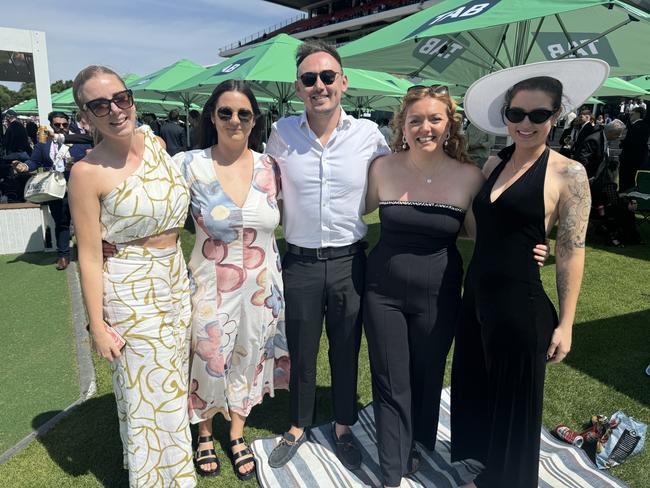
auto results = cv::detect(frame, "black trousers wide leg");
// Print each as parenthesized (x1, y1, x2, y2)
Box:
(364, 282, 456, 486)
(283, 250, 365, 428)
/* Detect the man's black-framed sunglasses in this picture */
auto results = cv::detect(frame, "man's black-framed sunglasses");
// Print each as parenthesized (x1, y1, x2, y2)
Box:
(504, 107, 555, 124)
(407, 84, 449, 95)
(83, 89, 134, 117)
(52, 122, 69, 129)
(299, 70, 341, 87)
(216, 106, 255, 123)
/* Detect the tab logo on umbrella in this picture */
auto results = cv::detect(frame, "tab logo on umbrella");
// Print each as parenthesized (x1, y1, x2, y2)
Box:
(412, 34, 468, 73)
(404, 0, 498, 40)
(536, 33, 619, 67)
(217, 57, 253, 75)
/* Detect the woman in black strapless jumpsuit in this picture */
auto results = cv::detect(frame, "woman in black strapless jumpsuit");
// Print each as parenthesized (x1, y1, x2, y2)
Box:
(362, 84, 484, 488)
(365, 201, 465, 485)
(451, 145, 558, 487)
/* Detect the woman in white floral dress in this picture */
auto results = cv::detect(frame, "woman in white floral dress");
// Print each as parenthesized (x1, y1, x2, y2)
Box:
(174, 80, 290, 480)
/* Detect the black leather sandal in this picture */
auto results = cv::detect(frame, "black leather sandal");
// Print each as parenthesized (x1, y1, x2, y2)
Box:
(229, 437, 257, 481)
(194, 435, 221, 477)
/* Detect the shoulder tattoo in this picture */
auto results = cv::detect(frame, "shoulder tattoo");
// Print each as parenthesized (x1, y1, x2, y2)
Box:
(556, 162, 591, 258)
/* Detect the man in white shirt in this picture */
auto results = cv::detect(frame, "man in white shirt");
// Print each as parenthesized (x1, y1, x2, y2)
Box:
(266, 41, 390, 470)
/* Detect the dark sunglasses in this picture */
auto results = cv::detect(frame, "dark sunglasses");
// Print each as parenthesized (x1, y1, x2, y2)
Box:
(299, 70, 341, 87)
(504, 107, 555, 124)
(83, 89, 134, 117)
(407, 84, 449, 95)
(52, 122, 69, 129)
(216, 106, 255, 123)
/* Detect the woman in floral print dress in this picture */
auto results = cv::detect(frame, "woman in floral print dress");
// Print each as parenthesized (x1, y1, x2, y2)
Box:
(174, 80, 290, 480)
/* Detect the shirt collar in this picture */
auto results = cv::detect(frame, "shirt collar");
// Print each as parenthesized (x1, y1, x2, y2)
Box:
(299, 106, 353, 132)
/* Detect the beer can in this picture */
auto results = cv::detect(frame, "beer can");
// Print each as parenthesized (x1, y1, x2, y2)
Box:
(37, 125, 48, 144)
(554, 424, 584, 447)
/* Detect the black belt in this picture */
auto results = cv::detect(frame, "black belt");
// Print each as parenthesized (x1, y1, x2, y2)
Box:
(286, 241, 367, 260)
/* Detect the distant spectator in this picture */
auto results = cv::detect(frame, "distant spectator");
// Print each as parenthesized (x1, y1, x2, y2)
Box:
(619, 106, 650, 190)
(188, 109, 201, 149)
(378, 118, 393, 145)
(159, 109, 186, 156)
(25, 120, 38, 147)
(2, 109, 31, 156)
(12, 111, 91, 270)
(141, 113, 161, 136)
(465, 121, 495, 168)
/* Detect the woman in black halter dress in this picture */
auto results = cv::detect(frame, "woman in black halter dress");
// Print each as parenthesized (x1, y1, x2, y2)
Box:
(363, 86, 484, 488)
(451, 61, 600, 488)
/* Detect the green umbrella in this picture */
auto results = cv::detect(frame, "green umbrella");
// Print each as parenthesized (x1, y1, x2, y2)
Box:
(586, 96, 604, 104)
(596, 77, 649, 97)
(11, 74, 200, 118)
(9, 98, 38, 114)
(628, 75, 650, 97)
(127, 60, 207, 140)
(127, 61, 205, 105)
(172, 34, 413, 116)
(340, 0, 650, 83)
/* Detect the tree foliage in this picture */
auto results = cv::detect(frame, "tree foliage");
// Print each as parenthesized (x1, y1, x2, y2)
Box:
(0, 79, 73, 110)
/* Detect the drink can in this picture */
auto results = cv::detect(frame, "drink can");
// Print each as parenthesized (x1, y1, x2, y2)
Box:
(554, 424, 584, 447)
(37, 125, 48, 144)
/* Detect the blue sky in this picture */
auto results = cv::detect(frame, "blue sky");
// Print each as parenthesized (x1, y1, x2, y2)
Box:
(1, 0, 299, 87)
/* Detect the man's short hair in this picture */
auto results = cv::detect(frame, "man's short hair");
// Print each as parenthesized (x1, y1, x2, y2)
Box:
(604, 118, 625, 134)
(295, 40, 342, 70)
(48, 111, 70, 123)
(189, 109, 200, 120)
(168, 109, 179, 121)
(4, 109, 17, 118)
(632, 106, 646, 119)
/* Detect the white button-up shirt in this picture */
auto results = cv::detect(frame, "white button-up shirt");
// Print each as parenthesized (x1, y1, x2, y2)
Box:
(266, 109, 391, 248)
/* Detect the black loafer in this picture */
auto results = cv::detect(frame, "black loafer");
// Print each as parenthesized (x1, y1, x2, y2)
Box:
(406, 446, 421, 477)
(268, 430, 307, 468)
(331, 423, 361, 470)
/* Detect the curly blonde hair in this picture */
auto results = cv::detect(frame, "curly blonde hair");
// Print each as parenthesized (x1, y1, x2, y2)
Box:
(391, 87, 473, 165)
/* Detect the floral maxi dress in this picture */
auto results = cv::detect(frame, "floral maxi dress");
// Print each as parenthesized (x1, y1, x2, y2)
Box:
(176, 149, 290, 423)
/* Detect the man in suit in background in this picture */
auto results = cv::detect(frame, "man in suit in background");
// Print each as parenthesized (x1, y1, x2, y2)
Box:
(619, 107, 650, 191)
(571, 108, 595, 160)
(12, 111, 90, 270)
(159, 109, 186, 156)
(2, 109, 31, 156)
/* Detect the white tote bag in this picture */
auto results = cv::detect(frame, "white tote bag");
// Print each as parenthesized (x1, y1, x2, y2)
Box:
(24, 145, 70, 203)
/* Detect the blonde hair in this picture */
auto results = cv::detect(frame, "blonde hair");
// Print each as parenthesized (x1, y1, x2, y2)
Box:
(72, 65, 125, 109)
(392, 87, 473, 165)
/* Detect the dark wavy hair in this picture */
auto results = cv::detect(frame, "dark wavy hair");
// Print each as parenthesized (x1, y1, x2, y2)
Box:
(198, 80, 263, 152)
(392, 87, 473, 165)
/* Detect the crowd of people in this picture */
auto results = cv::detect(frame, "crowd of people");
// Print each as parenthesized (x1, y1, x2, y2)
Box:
(1, 39, 647, 488)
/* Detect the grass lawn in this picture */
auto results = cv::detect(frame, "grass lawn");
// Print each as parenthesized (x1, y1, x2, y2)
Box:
(0, 213, 648, 487)
(0, 252, 79, 455)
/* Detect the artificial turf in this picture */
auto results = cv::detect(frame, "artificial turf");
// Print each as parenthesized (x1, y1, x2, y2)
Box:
(0, 214, 648, 487)
(0, 252, 79, 454)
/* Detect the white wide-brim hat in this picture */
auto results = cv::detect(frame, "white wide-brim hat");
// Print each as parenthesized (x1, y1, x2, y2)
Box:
(464, 59, 610, 136)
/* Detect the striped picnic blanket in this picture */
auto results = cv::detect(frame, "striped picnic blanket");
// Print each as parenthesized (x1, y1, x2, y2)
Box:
(251, 388, 627, 488)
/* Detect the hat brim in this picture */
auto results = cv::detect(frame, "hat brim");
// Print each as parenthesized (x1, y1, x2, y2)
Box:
(464, 59, 610, 136)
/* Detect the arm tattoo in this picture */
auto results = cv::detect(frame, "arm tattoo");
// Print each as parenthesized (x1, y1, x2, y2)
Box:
(557, 268, 570, 303)
(556, 163, 591, 258)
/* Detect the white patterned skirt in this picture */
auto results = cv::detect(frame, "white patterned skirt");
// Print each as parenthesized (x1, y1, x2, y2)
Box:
(103, 244, 196, 488)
